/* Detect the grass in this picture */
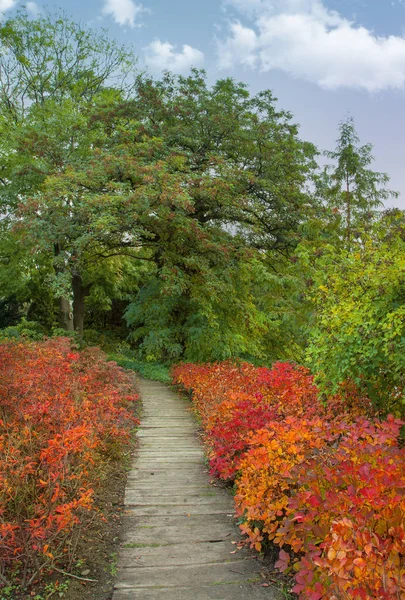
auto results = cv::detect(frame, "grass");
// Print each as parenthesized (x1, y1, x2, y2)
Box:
(109, 553, 118, 577)
(108, 353, 171, 383)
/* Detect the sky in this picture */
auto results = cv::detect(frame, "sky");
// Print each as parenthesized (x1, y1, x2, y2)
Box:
(1, 0, 405, 208)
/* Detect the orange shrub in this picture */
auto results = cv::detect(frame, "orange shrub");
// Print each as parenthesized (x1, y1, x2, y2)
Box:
(0, 338, 138, 589)
(173, 361, 405, 600)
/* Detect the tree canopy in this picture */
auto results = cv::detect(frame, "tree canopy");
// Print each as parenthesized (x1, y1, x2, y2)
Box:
(0, 14, 318, 354)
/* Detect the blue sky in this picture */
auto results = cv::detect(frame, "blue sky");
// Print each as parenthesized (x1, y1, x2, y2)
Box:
(2, 0, 405, 207)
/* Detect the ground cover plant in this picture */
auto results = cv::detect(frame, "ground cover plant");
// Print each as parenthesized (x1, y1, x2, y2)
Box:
(0, 337, 138, 593)
(107, 352, 171, 384)
(173, 361, 405, 599)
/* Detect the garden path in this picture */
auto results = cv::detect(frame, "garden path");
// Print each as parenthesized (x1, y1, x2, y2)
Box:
(112, 379, 282, 600)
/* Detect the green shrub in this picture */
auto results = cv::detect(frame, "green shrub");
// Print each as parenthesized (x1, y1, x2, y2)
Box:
(0, 318, 46, 341)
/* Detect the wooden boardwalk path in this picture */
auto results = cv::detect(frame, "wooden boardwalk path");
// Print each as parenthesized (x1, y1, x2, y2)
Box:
(112, 379, 281, 600)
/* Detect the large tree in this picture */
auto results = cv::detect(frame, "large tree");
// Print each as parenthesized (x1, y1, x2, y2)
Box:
(117, 72, 319, 359)
(0, 15, 319, 350)
(0, 11, 137, 331)
(46, 72, 318, 354)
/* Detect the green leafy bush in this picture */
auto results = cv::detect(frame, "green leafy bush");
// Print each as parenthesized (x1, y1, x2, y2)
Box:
(0, 318, 46, 341)
(306, 218, 405, 417)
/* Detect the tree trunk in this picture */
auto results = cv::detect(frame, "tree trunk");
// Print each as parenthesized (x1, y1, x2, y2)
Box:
(54, 243, 74, 331)
(72, 273, 91, 337)
(346, 172, 351, 246)
(59, 296, 74, 331)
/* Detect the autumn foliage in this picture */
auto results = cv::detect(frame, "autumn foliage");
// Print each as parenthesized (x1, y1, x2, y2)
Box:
(172, 361, 405, 599)
(0, 338, 138, 588)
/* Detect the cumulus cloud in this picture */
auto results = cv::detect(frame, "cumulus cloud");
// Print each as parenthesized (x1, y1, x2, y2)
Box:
(102, 0, 146, 28)
(218, 0, 405, 92)
(144, 40, 204, 73)
(0, 0, 18, 12)
(218, 22, 258, 69)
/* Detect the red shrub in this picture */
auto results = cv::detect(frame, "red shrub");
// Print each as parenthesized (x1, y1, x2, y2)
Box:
(0, 338, 138, 588)
(283, 417, 405, 599)
(173, 361, 405, 600)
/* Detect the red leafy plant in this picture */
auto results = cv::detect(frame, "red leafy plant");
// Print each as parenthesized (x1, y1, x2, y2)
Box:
(173, 361, 405, 599)
(0, 338, 138, 589)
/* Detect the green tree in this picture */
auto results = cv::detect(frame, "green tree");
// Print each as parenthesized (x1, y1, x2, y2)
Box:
(319, 117, 397, 246)
(0, 10, 134, 115)
(0, 11, 137, 332)
(120, 71, 318, 360)
(273, 119, 402, 369)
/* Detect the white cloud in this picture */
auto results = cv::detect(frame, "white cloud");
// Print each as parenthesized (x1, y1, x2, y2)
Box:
(218, 0, 405, 92)
(26, 1, 39, 16)
(217, 22, 258, 69)
(144, 40, 204, 73)
(0, 0, 18, 12)
(102, 0, 146, 28)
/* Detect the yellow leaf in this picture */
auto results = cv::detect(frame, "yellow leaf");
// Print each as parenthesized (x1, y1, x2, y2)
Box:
(327, 547, 336, 561)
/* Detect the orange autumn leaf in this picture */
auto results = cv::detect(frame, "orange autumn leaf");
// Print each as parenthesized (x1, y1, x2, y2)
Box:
(0, 338, 139, 584)
(173, 360, 405, 600)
